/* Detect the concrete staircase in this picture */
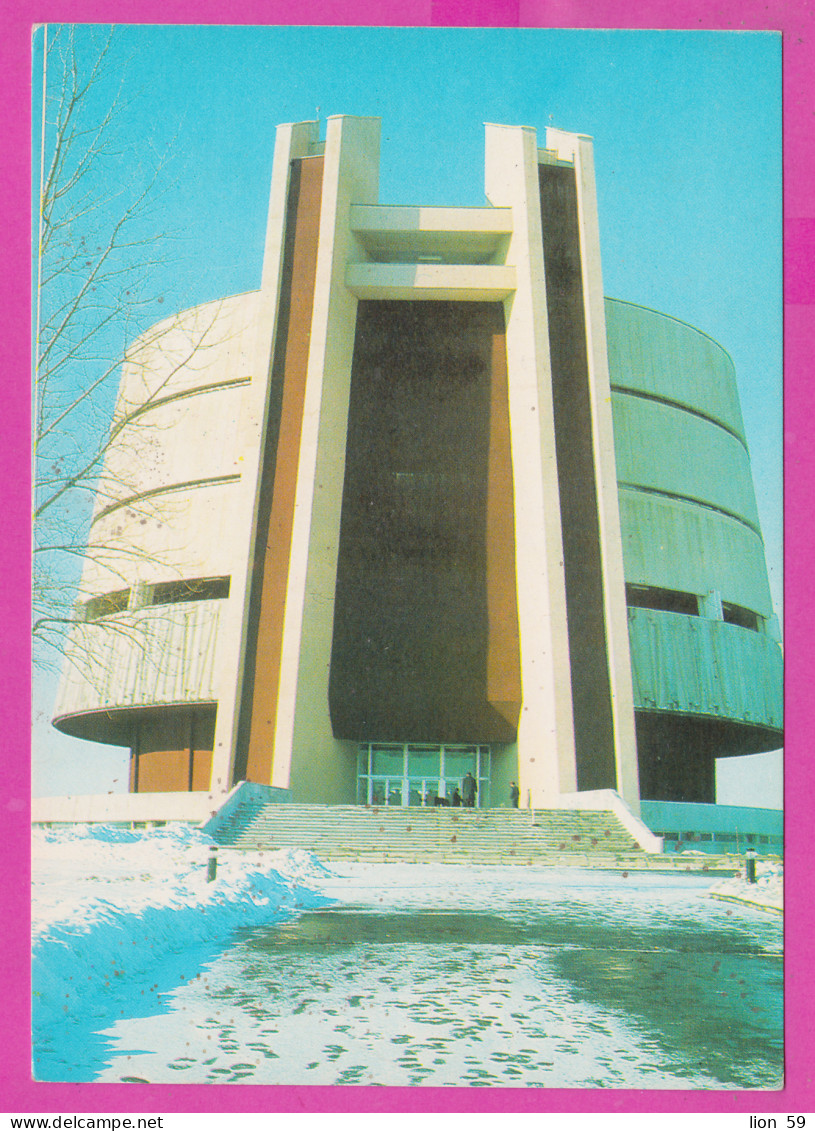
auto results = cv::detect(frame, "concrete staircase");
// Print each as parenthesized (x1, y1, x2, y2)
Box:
(212, 802, 649, 864)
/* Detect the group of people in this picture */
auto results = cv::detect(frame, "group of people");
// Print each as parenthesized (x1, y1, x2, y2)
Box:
(436, 777, 521, 808)
(433, 771, 478, 807)
(374, 774, 523, 809)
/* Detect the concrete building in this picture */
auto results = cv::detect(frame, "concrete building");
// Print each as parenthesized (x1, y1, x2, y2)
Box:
(51, 116, 783, 817)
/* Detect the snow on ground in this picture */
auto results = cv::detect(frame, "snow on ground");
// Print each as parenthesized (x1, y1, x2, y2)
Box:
(708, 860, 783, 913)
(32, 822, 331, 1058)
(32, 825, 781, 1031)
(31, 825, 784, 1086)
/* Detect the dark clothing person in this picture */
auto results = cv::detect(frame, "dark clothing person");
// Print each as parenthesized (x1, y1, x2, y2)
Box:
(509, 781, 520, 808)
(462, 772, 477, 808)
(451, 787, 462, 807)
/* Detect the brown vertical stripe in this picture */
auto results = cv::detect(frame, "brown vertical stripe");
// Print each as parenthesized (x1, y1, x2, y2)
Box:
(187, 712, 194, 792)
(242, 156, 324, 784)
(138, 748, 189, 792)
(191, 750, 213, 791)
(486, 329, 522, 727)
(128, 708, 216, 793)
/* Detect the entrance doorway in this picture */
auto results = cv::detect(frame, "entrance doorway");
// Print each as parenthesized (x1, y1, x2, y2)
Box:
(356, 743, 490, 808)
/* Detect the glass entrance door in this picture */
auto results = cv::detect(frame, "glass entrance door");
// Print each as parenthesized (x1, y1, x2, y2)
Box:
(405, 745, 440, 807)
(362, 744, 405, 807)
(357, 743, 490, 807)
(369, 778, 404, 807)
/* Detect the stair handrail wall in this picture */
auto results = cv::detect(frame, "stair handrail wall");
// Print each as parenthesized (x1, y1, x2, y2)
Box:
(556, 789, 664, 853)
(200, 780, 291, 839)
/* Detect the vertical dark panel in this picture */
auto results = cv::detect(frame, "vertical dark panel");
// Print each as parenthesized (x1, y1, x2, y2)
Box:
(130, 721, 140, 792)
(191, 709, 215, 790)
(187, 711, 195, 793)
(635, 714, 717, 803)
(329, 301, 518, 743)
(538, 163, 617, 790)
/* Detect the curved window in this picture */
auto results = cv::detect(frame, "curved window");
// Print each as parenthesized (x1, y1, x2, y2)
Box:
(82, 576, 230, 620)
(625, 585, 762, 632)
(149, 576, 230, 606)
(84, 589, 130, 620)
(625, 584, 698, 616)
(722, 602, 760, 632)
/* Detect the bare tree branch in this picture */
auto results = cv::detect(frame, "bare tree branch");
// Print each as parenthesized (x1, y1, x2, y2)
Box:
(34, 26, 185, 661)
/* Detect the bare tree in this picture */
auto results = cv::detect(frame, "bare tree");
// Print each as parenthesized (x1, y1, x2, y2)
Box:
(33, 25, 224, 664)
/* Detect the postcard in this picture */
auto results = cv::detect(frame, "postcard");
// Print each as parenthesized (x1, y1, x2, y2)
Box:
(15, 10, 808, 1121)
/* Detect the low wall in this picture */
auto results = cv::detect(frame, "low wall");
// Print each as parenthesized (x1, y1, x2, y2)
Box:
(640, 799, 783, 855)
(32, 782, 292, 830)
(32, 791, 225, 826)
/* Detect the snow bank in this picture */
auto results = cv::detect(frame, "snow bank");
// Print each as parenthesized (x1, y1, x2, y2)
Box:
(708, 860, 783, 914)
(32, 824, 332, 1053)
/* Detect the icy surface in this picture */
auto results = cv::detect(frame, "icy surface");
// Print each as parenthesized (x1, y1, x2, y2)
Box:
(32, 830, 784, 1089)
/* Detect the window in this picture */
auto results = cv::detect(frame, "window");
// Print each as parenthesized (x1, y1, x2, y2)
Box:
(625, 585, 699, 616)
(406, 745, 441, 778)
(150, 576, 230, 606)
(370, 745, 404, 776)
(357, 743, 491, 807)
(722, 602, 760, 632)
(84, 589, 130, 620)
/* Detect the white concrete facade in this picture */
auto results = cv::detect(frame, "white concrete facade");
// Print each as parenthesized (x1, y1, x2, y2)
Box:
(483, 123, 579, 806)
(273, 115, 381, 801)
(53, 116, 655, 817)
(209, 120, 325, 795)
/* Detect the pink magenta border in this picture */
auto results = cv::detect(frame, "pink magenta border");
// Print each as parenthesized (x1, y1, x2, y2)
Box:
(4, 0, 810, 1114)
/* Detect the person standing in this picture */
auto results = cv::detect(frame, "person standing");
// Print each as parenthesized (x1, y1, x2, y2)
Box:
(462, 771, 477, 808)
(509, 781, 520, 808)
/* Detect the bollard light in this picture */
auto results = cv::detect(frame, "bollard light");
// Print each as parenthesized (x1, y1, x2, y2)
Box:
(207, 845, 218, 883)
(745, 847, 758, 884)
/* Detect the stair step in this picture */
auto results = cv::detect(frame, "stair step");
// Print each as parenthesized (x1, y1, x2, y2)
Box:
(211, 801, 645, 860)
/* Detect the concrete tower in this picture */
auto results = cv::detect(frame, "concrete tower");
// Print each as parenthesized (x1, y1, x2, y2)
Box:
(52, 117, 782, 817)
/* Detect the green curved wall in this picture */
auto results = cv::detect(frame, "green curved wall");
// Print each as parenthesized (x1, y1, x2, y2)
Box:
(617, 491, 773, 618)
(627, 608, 783, 729)
(606, 298, 782, 774)
(605, 297, 745, 434)
(612, 394, 760, 527)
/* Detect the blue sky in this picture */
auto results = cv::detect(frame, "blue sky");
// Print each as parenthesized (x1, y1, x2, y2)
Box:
(32, 25, 782, 802)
